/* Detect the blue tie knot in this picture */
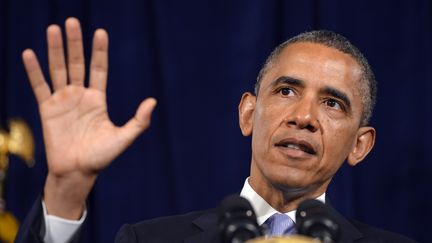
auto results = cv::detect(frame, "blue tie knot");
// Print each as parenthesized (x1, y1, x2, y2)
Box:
(265, 213, 296, 236)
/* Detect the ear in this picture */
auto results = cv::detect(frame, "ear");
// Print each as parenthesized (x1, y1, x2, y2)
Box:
(347, 126, 376, 166)
(238, 92, 256, 136)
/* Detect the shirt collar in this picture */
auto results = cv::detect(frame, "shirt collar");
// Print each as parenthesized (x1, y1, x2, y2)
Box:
(239, 178, 325, 225)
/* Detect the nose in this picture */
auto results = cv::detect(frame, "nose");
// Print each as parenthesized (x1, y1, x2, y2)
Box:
(284, 96, 319, 133)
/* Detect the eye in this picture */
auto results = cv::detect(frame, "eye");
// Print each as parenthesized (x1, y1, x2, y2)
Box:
(279, 87, 295, 96)
(325, 99, 343, 110)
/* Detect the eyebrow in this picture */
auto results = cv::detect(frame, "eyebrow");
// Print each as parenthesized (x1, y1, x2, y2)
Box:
(270, 75, 352, 111)
(321, 86, 351, 110)
(270, 76, 305, 88)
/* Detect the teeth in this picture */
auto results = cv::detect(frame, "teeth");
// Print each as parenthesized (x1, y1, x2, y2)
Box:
(286, 143, 301, 150)
(276, 141, 315, 154)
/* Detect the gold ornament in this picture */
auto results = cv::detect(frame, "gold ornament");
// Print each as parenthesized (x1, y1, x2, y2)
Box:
(246, 235, 321, 243)
(0, 118, 35, 243)
(0, 119, 35, 170)
(0, 210, 19, 243)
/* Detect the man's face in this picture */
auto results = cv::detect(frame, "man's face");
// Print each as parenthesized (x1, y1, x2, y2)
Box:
(239, 42, 375, 197)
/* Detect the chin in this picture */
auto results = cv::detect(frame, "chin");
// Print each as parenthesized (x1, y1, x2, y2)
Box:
(265, 167, 314, 192)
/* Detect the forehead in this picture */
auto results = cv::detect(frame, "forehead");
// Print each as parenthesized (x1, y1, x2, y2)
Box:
(263, 42, 363, 99)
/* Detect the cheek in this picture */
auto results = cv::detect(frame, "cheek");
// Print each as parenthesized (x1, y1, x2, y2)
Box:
(254, 100, 288, 127)
(251, 103, 284, 150)
(320, 120, 358, 168)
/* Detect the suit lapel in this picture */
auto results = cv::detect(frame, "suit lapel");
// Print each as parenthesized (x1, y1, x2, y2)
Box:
(184, 209, 221, 243)
(325, 200, 364, 242)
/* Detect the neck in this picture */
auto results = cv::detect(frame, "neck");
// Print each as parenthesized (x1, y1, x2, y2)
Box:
(249, 166, 330, 213)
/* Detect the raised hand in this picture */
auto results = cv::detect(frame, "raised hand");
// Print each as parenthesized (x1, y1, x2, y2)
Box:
(22, 18, 156, 219)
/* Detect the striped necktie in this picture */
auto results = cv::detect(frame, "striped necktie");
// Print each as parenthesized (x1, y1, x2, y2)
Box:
(265, 213, 297, 236)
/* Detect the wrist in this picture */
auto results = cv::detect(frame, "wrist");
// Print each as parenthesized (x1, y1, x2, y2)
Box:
(44, 172, 96, 220)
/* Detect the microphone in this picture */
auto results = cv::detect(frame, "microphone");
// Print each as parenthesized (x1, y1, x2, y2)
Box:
(218, 195, 263, 243)
(295, 199, 340, 243)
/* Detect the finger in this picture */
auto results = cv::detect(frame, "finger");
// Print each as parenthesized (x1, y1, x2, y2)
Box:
(119, 98, 157, 143)
(89, 29, 108, 92)
(65, 17, 85, 86)
(22, 49, 52, 104)
(47, 25, 67, 91)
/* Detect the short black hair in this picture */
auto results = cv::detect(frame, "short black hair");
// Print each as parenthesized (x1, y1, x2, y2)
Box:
(255, 30, 377, 126)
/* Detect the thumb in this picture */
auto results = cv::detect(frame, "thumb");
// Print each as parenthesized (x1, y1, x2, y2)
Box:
(119, 97, 157, 143)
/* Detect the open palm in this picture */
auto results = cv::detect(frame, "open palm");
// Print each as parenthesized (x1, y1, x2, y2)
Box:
(38, 85, 130, 175)
(22, 18, 156, 218)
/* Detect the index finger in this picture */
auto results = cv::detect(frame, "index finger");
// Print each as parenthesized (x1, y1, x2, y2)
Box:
(89, 29, 109, 92)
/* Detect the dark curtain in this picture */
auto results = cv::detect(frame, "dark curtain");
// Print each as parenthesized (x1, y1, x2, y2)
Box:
(1, 0, 431, 242)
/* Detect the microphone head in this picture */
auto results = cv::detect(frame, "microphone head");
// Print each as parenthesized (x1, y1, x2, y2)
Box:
(296, 199, 340, 243)
(219, 195, 263, 243)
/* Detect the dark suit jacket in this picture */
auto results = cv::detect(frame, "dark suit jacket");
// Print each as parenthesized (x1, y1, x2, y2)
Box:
(14, 196, 84, 243)
(15, 197, 417, 243)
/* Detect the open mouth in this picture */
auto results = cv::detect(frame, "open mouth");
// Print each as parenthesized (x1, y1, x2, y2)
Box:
(274, 138, 317, 155)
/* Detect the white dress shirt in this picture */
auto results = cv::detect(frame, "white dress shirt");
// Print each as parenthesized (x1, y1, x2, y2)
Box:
(42, 178, 325, 243)
(42, 201, 86, 243)
(240, 178, 325, 225)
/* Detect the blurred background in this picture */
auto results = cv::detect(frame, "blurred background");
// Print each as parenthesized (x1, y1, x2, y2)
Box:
(1, 0, 431, 242)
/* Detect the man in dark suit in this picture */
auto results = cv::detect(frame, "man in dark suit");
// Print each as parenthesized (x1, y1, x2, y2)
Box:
(15, 17, 415, 243)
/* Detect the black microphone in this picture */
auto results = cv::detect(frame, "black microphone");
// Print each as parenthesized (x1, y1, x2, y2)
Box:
(218, 195, 263, 243)
(296, 199, 340, 243)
